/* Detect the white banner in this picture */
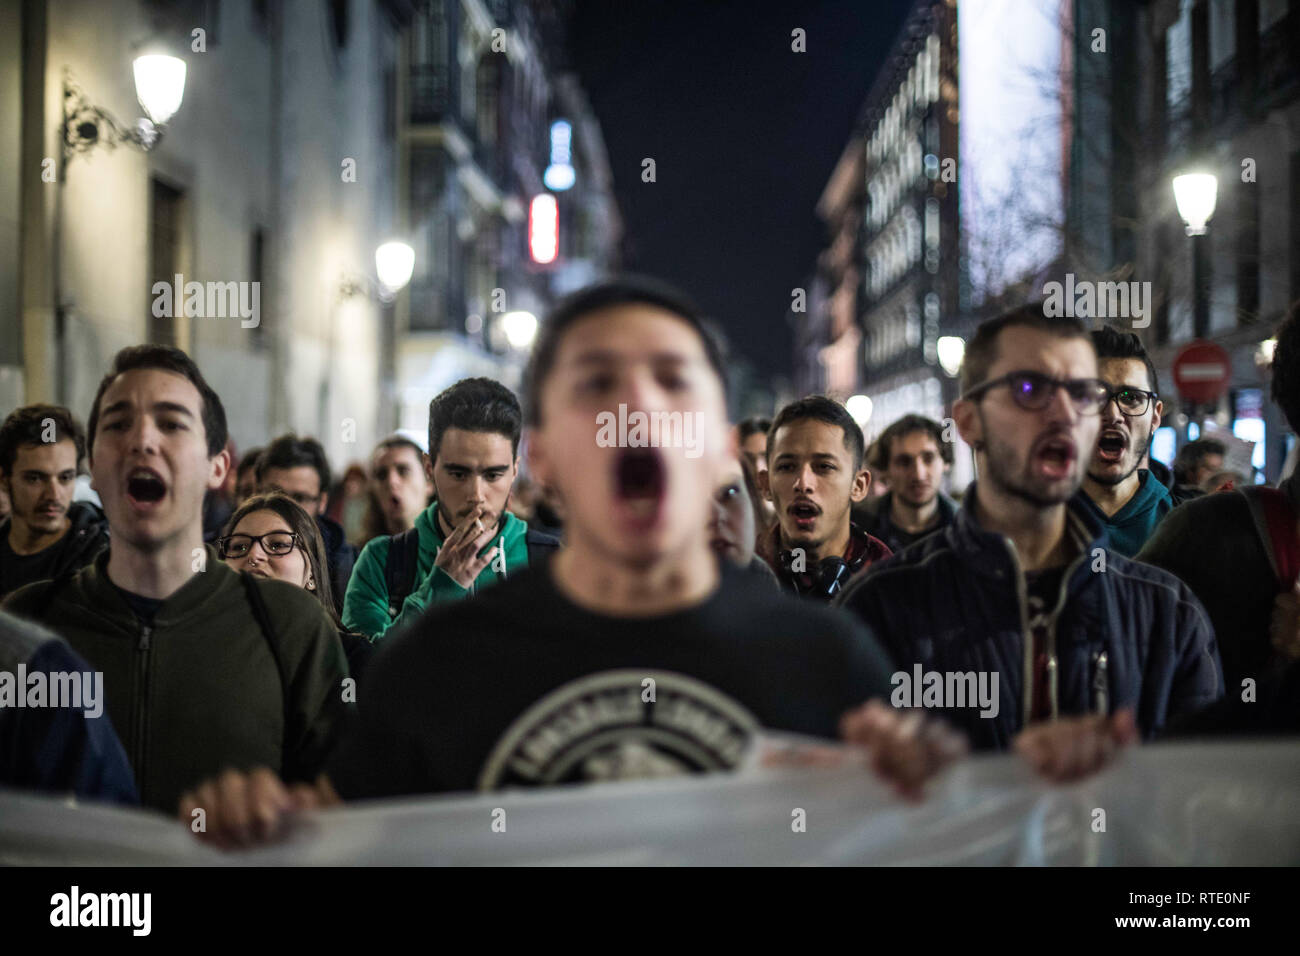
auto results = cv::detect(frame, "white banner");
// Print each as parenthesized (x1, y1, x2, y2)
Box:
(1, 740, 1297, 865)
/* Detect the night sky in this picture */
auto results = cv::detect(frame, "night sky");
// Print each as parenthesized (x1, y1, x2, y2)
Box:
(569, 0, 914, 379)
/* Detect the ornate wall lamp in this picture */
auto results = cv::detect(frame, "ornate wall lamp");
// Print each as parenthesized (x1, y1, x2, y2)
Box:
(63, 54, 187, 160)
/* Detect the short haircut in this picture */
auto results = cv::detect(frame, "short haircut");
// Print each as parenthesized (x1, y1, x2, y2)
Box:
(768, 395, 865, 471)
(960, 303, 1092, 394)
(256, 434, 331, 496)
(427, 378, 522, 462)
(1272, 301, 1300, 434)
(737, 417, 772, 444)
(0, 405, 86, 475)
(222, 492, 339, 627)
(876, 413, 953, 467)
(1173, 438, 1227, 485)
(373, 435, 425, 464)
(736, 452, 767, 532)
(1091, 324, 1159, 395)
(522, 275, 729, 427)
(87, 345, 228, 458)
(236, 447, 263, 481)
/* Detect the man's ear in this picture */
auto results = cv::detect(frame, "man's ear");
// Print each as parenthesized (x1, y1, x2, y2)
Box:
(423, 452, 434, 485)
(524, 427, 550, 488)
(1151, 399, 1163, 433)
(207, 448, 232, 493)
(851, 467, 871, 503)
(952, 398, 982, 450)
(756, 466, 771, 501)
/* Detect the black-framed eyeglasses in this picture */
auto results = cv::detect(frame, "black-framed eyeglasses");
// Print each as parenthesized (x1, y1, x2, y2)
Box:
(961, 370, 1111, 415)
(1100, 384, 1159, 417)
(218, 531, 301, 559)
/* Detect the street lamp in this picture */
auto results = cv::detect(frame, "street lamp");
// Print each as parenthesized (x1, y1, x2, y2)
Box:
(63, 55, 187, 159)
(936, 336, 965, 378)
(845, 394, 873, 427)
(1172, 172, 1217, 338)
(374, 241, 415, 296)
(501, 311, 539, 350)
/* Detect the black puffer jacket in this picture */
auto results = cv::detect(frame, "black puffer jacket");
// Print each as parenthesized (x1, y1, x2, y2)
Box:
(0, 501, 110, 597)
(837, 486, 1224, 750)
(316, 514, 357, 615)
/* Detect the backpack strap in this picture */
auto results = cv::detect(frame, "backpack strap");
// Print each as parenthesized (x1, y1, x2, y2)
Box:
(1240, 486, 1300, 592)
(382, 527, 422, 618)
(240, 573, 291, 777)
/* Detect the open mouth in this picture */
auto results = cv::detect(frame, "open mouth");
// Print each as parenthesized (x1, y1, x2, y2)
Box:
(126, 468, 167, 505)
(788, 499, 820, 529)
(1097, 429, 1127, 463)
(613, 449, 665, 527)
(1034, 437, 1076, 480)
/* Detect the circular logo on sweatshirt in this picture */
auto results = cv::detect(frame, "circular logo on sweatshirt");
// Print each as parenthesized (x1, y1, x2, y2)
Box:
(477, 670, 760, 791)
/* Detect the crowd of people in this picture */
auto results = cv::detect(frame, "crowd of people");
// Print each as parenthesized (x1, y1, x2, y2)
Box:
(0, 275, 1297, 852)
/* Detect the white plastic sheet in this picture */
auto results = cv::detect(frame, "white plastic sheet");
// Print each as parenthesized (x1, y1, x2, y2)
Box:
(1, 740, 1297, 865)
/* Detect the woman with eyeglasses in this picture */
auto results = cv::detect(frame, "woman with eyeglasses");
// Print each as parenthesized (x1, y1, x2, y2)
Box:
(220, 492, 374, 678)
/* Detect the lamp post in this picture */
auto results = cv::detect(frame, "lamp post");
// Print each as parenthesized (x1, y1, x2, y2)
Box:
(1172, 172, 1218, 339)
(336, 242, 415, 437)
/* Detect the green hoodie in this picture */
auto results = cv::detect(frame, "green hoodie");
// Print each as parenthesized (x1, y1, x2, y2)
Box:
(342, 500, 532, 641)
(3, 546, 350, 813)
(1077, 468, 1175, 557)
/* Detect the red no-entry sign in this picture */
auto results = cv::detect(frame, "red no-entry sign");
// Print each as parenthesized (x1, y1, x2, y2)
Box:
(1172, 340, 1231, 404)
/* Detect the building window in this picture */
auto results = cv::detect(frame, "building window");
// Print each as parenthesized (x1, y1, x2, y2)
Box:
(148, 179, 184, 347)
(328, 0, 349, 50)
(249, 228, 266, 350)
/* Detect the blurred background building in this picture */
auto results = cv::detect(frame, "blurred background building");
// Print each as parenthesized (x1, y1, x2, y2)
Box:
(790, 0, 1298, 489)
(1, 0, 621, 470)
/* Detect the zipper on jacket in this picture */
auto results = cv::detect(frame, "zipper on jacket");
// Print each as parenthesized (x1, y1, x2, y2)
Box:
(1043, 547, 1088, 721)
(134, 624, 152, 799)
(1092, 650, 1109, 715)
(1001, 539, 1035, 725)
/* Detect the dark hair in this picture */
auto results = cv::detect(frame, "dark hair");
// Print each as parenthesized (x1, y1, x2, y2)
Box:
(1173, 438, 1227, 485)
(87, 345, 228, 458)
(373, 435, 426, 464)
(256, 434, 331, 497)
(522, 275, 729, 426)
(236, 447, 263, 481)
(876, 413, 953, 467)
(1272, 301, 1300, 433)
(221, 492, 338, 626)
(1091, 325, 1159, 395)
(427, 378, 522, 462)
(768, 395, 865, 471)
(960, 303, 1092, 394)
(736, 452, 769, 533)
(0, 405, 86, 475)
(737, 417, 772, 444)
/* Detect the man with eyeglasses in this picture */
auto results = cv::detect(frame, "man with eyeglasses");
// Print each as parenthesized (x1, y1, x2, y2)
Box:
(1073, 326, 1174, 557)
(839, 304, 1223, 750)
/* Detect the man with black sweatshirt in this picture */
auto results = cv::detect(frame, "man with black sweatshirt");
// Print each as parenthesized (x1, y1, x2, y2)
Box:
(5, 346, 349, 814)
(181, 279, 1139, 849)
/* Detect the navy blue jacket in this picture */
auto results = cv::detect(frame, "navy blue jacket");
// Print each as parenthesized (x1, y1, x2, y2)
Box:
(0, 611, 137, 804)
(837, 486, 1224, 750)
